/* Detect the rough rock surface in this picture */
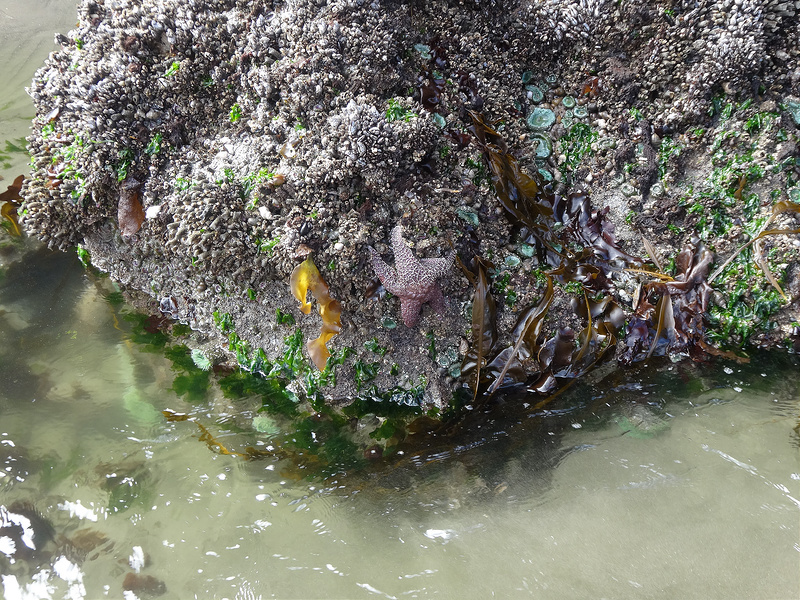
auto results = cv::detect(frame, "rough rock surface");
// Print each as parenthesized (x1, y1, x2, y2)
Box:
(19, 0, 800, 408)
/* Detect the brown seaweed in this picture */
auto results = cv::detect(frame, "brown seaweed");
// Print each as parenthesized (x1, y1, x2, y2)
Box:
(0, 174, 24, 236)
(486, 275, 554, 395)
(460, 112, 644, 400)
(568, 294, 621, 376)
(163, 410, 248, 458)
(468, 111, 640, 279)
(646, 293, 676, 359)
(582, 77, 600, 98)
(459, 255, 497, 401)
(420, 75, 446, 113)
(0, 174, 23, 204)
(481, 285, 622, 400)
(733, 175, 747, 201)
(468, 110, 552, 233)
(118, 178, 145, 237)
(641, 234, 663, 271)
(622, 242, 720, 364)
(457, 110, 787, 405)
(551, 191, 640, 264)
(457, 70, 484, 110)
(753, 237, 786, 300)
(709, 200, 800, 293)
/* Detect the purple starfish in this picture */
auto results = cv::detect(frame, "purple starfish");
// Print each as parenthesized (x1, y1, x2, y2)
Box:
(369, 225, 455, 327)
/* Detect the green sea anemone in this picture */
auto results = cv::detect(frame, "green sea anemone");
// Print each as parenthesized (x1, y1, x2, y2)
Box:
(526, 108, 555, 131)
(530, 133, 552, 158)
(525, 84, 544, 103)
(780, 99, 800, 126)
(253, 414, 281, 437)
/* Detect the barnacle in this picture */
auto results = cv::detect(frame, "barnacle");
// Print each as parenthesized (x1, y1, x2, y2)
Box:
(290, 257, 342, 370)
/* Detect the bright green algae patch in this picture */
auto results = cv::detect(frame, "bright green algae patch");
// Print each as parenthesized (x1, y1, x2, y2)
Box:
(108, 292, 437, 476)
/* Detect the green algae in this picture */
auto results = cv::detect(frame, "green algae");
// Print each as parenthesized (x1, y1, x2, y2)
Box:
(219, 370, 300, 418)
(559, 123, 598, 179)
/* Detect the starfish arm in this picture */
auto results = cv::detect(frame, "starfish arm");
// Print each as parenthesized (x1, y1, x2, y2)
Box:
(399, 297, 424, 328)
(427, 283, 446, 314)
(390, 225, 424, 286)
(420, 251, 455, 280)
(369, 247, 402, 295)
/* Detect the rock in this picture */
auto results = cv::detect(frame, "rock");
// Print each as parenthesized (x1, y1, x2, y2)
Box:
(122, 573, 167, 597)
(18, 0, 800, 411)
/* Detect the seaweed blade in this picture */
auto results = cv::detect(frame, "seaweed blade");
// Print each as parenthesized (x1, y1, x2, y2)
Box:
(486, 275, 554, 395)
(460, 256, 498, 401)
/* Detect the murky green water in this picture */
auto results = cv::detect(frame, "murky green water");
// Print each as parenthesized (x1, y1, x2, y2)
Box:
(0, 0, 76, 181)
(2, 3, 799, 599)
(2, 245, 798, 599)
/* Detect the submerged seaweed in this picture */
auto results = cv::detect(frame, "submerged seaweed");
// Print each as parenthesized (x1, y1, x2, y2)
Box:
(165, 345, 211, 402)
(0, 174, 24, 237)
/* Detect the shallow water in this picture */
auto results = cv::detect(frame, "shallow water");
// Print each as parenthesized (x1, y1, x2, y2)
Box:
(0, 0, 76, 181)
(1, 246, 798, 600)
(2, 4, 799, 600)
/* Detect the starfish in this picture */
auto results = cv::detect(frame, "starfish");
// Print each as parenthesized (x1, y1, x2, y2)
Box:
(369, 225, 455, 327)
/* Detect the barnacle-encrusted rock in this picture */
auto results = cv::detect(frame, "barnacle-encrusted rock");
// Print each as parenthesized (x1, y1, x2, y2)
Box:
(19, 0, 800, 408)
